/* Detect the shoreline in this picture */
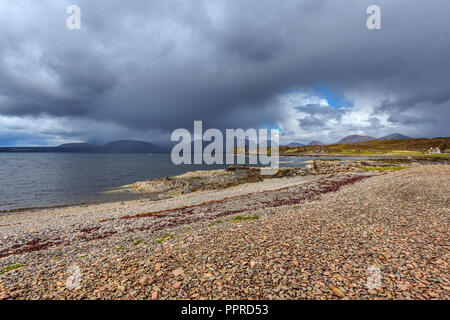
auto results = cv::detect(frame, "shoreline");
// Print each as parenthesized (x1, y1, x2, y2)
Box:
(0, 158, 424, 215)
(1, 157, 447, 215)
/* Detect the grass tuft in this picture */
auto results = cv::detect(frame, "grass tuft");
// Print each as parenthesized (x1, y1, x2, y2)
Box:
(231, 215, 260, 222)
(1, 264, 26, 274)
(156, 234, 179, 243)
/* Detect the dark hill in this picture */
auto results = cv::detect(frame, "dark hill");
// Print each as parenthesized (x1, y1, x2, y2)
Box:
(0, 140, 168, 153)
(308, 140, 323, 146)
(286, 142, 304, 148)
(378, 133, 411, 140)
(337, 135, 376, 144)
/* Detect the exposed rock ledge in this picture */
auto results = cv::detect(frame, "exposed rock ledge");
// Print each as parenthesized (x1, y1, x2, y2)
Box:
(127, 161, 365, 198)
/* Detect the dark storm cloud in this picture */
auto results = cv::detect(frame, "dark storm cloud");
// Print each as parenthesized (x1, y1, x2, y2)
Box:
(387, 113, 436, 125)
(0, 0, 449, 145)
(295, 104, 344, 120)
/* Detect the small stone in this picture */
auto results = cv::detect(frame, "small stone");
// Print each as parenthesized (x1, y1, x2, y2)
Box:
(139, 275, 153, 286)
(172, 268, 184, 277)
(173, 281, 183, 289)
(151, 291, 158, 300)
(0, 293, 10, 300)
(10, 290, 23, 299)
(155, 263, 162, 272)
(332, 287, 345, 298)
(250, 261, 256, 268)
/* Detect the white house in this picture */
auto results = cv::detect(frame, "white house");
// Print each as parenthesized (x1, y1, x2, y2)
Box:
(428, 147, 441, 154)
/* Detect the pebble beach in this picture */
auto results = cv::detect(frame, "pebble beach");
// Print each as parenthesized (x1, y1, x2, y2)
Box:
(0, 165, 449, 300)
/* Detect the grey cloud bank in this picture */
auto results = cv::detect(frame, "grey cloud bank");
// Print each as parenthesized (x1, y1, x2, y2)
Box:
(0, 0, 449, 146)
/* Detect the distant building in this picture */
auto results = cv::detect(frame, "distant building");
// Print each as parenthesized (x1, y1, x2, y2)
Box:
(427, 147, 441, 154)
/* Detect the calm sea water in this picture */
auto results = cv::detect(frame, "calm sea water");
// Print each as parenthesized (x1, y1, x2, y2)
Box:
(0, 153, 366, 213)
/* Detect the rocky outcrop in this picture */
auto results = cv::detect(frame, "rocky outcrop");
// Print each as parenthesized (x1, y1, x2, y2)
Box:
(129, 166, 313, 198)
(128, 161, 371, 199)
(312, 160, 364, 174)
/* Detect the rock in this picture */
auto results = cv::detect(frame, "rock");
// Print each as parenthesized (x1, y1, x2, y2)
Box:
(151, 291, 158, 300)
(332, 287, 345, 298)
(10, 290, 23, 299)
(250, 260, 256, 268)
(173, 281, 183, 289)
(154, 263, 162, 272)
(0, 293, 10, 300)
(128, 165, 311, 198)
(312, 160, 363, 174)
(139, 275, 154, 286)
(172, 268, 184, 277)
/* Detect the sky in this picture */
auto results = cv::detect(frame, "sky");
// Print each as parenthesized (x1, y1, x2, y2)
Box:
(0, 0, 449, 146)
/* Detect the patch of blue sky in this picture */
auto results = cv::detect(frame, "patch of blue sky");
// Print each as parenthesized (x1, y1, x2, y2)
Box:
(312, 84, 354, 109)
(0, 133, 48, 147)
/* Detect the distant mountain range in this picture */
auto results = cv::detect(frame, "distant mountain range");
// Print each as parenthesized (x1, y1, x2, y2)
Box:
(336, 133, 411, 144)
(308, 140, 323, 146)
(285, 142, 304, 148)
(282, 133, 412, 147)
(0, 133, 415, 153)
(285, 140, 323, 147)
(377, 133, 411, 140)
(336, 135, 376, 144)
(0, 140, 168, 153)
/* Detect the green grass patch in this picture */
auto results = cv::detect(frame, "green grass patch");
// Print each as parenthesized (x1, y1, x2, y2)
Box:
(115, 245, 126, 251)
(1, 264, 26, 274)
(231, 215, 260, 222)
(364, 166, 412, 172)
(280, 137, 450, 157)
(133, 239, 144, 246)
(420, 153, 450, 158)
(156, 233, 179, 243)
(208, 219, 225, 227)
